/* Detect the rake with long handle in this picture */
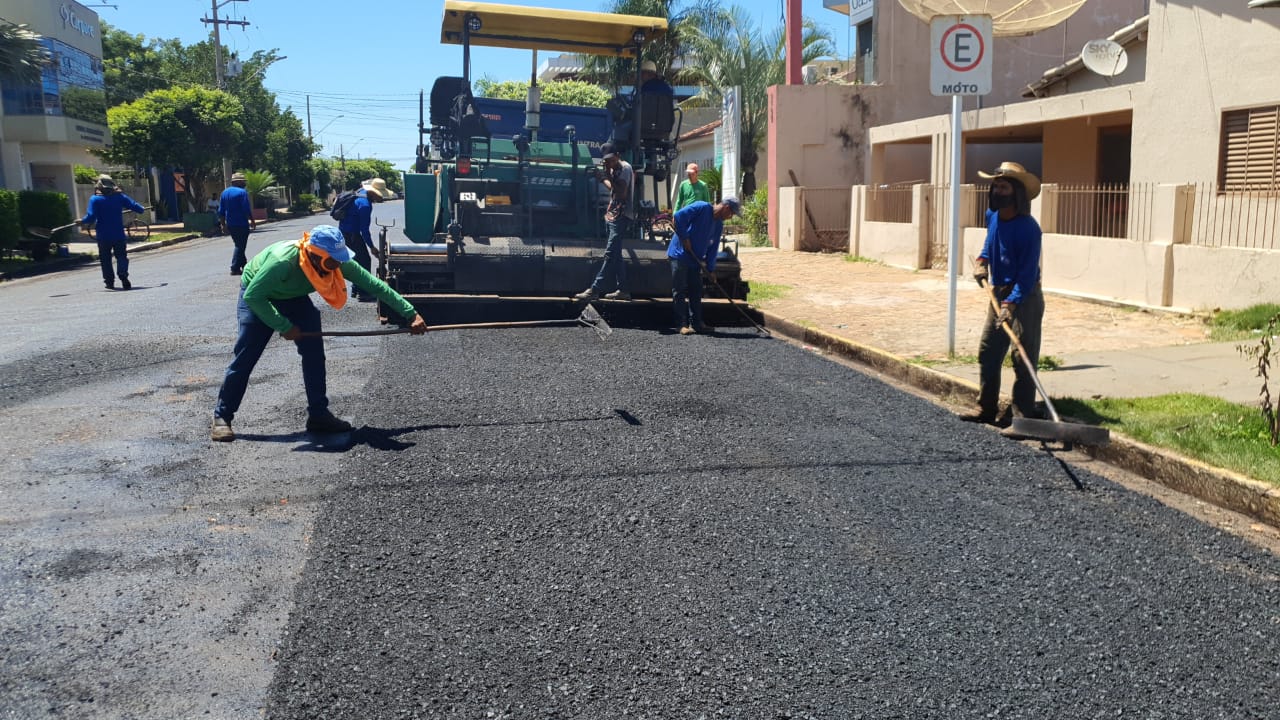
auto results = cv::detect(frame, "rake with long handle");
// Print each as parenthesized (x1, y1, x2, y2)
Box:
(301, 303, 612, 340)
(980, 278, 1108, 446)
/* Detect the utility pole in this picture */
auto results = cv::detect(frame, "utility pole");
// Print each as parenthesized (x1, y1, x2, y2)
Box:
(306, 95, 312, 141)
(202, 0, 249, 190)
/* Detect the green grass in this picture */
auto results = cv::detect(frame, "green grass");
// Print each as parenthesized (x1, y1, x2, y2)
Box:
(1210, 303, 1280, 341)
(842, 254, 880, 264)
(1055, 393, 1280, 484)
(1007, 353, 1061, 371)
(746, 281, 791, 303)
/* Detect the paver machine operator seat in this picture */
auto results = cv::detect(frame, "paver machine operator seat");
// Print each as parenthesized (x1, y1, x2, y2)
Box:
(426, 76, 491, 164)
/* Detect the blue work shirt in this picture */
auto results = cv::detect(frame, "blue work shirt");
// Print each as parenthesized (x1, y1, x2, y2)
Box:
(217, 185, 253, 228)
(81, 191, 145, 242)
(979, 209, 1042, 305)
(337, 189, 375, 248)
(667, 201, 722, 272)
(640, 76, 674, 96)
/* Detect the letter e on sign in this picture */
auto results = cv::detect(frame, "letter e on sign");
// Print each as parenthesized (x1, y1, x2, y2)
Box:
(930, 15, 992, 97)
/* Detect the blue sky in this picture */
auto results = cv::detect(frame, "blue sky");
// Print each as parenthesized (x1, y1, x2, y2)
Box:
(91, 0, 854, 172)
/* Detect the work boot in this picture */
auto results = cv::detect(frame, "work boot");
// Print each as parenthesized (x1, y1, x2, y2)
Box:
(679, 326, 696, 335)
(574, 287, 599, 301)
(120, 277, 131, 290)
(694, 323, 715, 334)
(104, 280, 115, 290)
(210, 417, 235, 442)
(604, 290, 631, 301)
(306, 412, 353, 434)
(958, 406, 998, 425)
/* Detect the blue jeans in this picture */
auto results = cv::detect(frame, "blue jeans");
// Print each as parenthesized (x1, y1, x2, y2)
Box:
(97, 239, 128, 283)
(590, 217, 630, 293)
(214, 288, 328, 423)
(671, 259, 703, 329)
(228, 226, 251, 271)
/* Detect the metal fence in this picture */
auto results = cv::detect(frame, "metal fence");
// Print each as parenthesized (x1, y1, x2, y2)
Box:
(865, 185, 914, 223)
(1051, 183, 1154, 241)
(1189, 183, 1280, 249)
(799, 186, 851, 252)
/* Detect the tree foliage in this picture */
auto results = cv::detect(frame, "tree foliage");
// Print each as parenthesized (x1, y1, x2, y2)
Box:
(0, 22, 50, 84)
(101, 86, 244, 211)
(333, 159, 403, 193)
(101, 23, 168, 107)
(581, 0, 719, 93)
(678, 5, 834, 196)
(474, 78, 612, 108)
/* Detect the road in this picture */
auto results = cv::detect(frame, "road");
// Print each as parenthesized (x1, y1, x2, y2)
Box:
(2, 204, 1279, 718)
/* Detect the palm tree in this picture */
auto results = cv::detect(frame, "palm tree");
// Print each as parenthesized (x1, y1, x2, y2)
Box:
(0, 22, 50, 84)
(581, 0, 720, 93)
(678, 6, 835, 197)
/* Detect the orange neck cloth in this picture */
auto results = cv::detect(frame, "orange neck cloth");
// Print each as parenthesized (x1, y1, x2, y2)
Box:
(296, 234, 347, 309)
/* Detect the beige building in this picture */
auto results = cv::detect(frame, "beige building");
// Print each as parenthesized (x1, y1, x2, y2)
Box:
(0, 0, 109, 214)
(770, 1, 1280, 311)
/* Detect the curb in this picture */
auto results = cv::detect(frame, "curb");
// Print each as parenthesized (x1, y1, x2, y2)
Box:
(757, 309, 1280, 530)
(0, 232, 201, 282)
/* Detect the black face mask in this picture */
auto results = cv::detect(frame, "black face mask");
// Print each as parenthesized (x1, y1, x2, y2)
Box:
(988, 191, 1014, 211)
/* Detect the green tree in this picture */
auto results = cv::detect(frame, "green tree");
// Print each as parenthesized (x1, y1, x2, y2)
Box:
(101, 22, 168, 107)
(334, 158, 402, 193)
(239, 169, 277, 209)
(475, 78, 612, 108)
(265, 110, 317, 196)
(101, 86, 244, 211)
(0, 21, 50, 84)
(309, 157, 334, 198)
(678, 5, 834, 197)
(581, 0, 719, 93)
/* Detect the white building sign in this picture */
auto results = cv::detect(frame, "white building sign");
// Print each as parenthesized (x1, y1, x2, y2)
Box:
(849, 0, 873, 26)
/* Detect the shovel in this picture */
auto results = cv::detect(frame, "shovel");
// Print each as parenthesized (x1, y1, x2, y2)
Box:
(25, 222, 81, 240)
(982, 282, 1109, 446)
(302, 303, 612, 340)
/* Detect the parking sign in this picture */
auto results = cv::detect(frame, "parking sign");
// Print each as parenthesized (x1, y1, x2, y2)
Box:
(930, 15, 992, 96)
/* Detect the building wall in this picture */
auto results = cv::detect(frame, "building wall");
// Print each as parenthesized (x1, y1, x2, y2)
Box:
(0, 0, 107, 199)
(1131, 1, 1280, 184)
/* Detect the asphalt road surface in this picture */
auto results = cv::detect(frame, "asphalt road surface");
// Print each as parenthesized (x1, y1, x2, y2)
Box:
(2, 206, 1279, 719)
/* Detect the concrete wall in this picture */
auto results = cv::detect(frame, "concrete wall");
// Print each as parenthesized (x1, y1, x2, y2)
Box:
(1131, 1, 1280, 184)
(776, 181, 1280, 311)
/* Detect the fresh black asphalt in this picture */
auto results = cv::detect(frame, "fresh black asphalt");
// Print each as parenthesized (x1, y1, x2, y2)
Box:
(264, 323, 1280, 719)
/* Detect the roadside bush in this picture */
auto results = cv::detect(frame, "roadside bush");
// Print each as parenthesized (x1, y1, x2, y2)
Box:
(291, 193, 317, 214)
(743, 186, 769, 246)
(74, 164, 99, 184)
(0, 190, 19, 252)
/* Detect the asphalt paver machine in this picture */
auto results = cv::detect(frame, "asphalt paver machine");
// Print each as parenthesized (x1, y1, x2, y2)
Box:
(381, 0, 748, 310)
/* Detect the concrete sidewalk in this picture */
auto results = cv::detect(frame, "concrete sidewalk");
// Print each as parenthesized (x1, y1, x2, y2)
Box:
(736, 245, 1280, 529)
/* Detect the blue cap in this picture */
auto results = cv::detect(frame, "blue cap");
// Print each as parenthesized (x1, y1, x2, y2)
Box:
(721, 196, 742, 216)
(307, 225, 352, 263)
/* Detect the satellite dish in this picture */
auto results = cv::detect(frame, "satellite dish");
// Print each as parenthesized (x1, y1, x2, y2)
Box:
(896, 1, 1088, 36)
(1081, 39, 1128, 77)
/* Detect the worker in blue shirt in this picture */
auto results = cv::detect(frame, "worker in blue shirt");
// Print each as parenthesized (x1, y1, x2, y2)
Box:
(337, 178, 391, 301)
(639, 60, 673, 96)
(218, 172, 257, 275)
(667, 197, 740, 335)
(80, 174, 146, 290)
(965, 162, 1044, 429)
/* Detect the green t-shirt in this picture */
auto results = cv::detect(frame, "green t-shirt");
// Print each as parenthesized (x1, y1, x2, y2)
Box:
(240, 239, 417, 333)
(674, 179, 711, 210)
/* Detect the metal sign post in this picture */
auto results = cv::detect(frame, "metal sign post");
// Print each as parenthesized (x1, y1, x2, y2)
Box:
(930, 15, 992, 355)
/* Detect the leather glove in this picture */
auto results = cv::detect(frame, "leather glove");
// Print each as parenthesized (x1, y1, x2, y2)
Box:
(996, 303, 1016, 327)
(973, 262, 989, 287)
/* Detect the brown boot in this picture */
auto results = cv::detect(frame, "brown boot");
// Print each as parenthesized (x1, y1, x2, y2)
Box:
(211, 417, 235, 442)
(958, 407, 998, 424)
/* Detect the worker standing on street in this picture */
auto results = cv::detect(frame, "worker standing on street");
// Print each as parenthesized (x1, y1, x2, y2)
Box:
(337, 178, 392, 302)
(673, 162, 711, 211)
(80, 174, 146, 290)
(963, 162, 1045, 429)
(217, 172, 256, 275)
(576, 142, 635, 302)
(210, 225, 427, 442)
(667, 197, 740, 334)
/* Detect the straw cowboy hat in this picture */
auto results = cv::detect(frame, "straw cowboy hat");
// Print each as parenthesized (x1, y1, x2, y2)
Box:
(978, 161, 1041, 200)
(361, 177, 394, 200)
(640, 60, 658, 74)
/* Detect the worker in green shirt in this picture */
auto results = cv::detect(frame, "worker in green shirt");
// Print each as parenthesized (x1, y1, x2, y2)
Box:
(210, 225, 427, 442)
(673, 162, 712, 211)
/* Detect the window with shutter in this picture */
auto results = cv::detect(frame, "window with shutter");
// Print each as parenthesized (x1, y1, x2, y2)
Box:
(1219, 106, 1280, 193)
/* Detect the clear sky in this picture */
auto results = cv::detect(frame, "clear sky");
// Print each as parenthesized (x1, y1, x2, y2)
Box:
(89, 0, 855, 172)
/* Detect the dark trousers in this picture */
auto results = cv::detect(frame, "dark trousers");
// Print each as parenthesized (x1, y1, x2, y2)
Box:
(343, 231, 374, 297)
(214, 288, 328, 423)
(977, 284, 1045, 417)
(97, 239, 128, 283)
(590, 217, 630, 293)
(228, 226, 251, 271)
(671, 259, 703, 329)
